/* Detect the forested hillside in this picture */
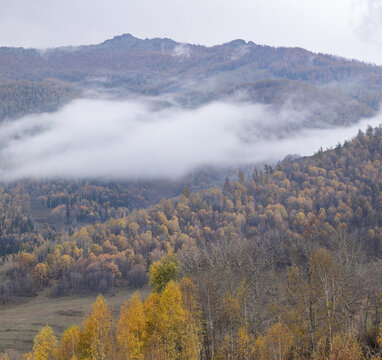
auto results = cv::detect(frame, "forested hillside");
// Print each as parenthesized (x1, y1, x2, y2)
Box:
(2, 126, 382, 358)
(0, 80, 80, 121)
(1, 34, 382, 128)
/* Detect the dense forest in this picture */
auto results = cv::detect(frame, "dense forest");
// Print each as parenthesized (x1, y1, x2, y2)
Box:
(2, 126, 382, 358)
(0, 166, 232, 258)
(0, 80, 80, 121)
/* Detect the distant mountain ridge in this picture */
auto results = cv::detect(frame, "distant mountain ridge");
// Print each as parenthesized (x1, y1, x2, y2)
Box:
(0, 33, 381, 129)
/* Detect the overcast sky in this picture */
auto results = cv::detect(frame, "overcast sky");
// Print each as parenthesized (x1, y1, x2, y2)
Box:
(0, 0, 382, 64)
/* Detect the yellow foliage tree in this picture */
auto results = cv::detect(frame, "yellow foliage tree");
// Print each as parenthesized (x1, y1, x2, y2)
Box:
(78, 295, 116, 360)
(145, 280, 200, 360)
(254, 322, 293, 360)
(19, 252, 35, 269)
(33, 263, 48, 287)
(32, 325, 57, 360)
(316, 335, 364, 360)
(330, 335, 364, 360)
(117, 292, 147, 360)
(56, 325, 80, 360)
(236, 326, 252, 360)
(149, 250, 180, 293)
(178, 277, 202, 359)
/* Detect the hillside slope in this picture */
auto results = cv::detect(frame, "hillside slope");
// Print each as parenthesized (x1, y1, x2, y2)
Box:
(0, 34, 381, 125)
(2, 126, 382, 357)
(1, 125, 382, 299)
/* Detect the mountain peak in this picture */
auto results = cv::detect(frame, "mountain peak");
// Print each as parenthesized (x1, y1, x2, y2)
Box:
(99, 33, 177, 51)
(111, 33, 137, 40)
(100, 33, 140, 47)
(225, 39, 248, 47)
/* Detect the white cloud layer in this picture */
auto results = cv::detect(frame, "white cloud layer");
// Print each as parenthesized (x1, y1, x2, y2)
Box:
(0, 98, 381, 181)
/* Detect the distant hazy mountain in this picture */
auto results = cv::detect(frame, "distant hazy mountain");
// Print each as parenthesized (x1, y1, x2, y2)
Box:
(0, 33, 381, 127)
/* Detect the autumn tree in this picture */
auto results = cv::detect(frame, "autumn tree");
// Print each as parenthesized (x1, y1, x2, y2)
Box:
(117, 292, 147, 360)
(236, 326, 252, 360)
(33, 263, 48, 287)
(56, 325, 80, 360)
(145, 280, 200, 359)
(77, 295, 116, 360)
(311, 247, 339, 353)
(316, 335, 364, 360)
(254, 322, 294, 360)
(149, 250, 180, 293)
(32, 325, 57, 360)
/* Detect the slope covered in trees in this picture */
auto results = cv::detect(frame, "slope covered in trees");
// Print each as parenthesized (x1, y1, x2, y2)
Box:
(226, 79, 375, 127)
(1, 34, 382, 128)
(2, 126, 382, 298)
(0, 80, 80, 121)
(2, 126, 382, 358)
(0, 167, 228, 254)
